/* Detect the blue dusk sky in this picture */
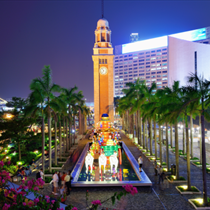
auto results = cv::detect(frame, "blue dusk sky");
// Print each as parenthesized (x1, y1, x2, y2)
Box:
(0, 0, 210, 102)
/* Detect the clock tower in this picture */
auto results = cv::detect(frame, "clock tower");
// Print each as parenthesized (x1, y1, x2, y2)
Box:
(92, 18, 114, 126)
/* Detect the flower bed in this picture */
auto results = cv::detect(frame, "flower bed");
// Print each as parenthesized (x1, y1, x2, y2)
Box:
(167, 175, 187, 183)
(176, 185, 201, 194)
(189, 198, 210, 209)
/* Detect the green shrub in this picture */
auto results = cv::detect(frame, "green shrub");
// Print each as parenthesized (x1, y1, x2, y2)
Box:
(4, 165, 17, 175)
(45, 176, 52, 183)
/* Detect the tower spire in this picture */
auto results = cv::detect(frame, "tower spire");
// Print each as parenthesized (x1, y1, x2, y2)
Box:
(102, 0, 104, 18)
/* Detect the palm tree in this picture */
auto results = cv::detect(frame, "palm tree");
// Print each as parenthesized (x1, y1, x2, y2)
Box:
(30, 66, 61, 172)
(186, 74, 210, 205)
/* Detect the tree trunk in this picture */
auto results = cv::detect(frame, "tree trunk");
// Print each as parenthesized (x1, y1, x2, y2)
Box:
(55, 119, 57, 166)
(185, 117, 191, 190)
(137, 111, 139, 144)
(139, 116, 142, 146)
(159, 123, 162, 165)
(41, 116, 45, 172)
(48, 111, 52, 172)
(74, 115, 76, 145)
(146, 120, 148, 152)
(166, 122, 169, 172)
(59, 120, 62, 160)
(66, 117, 68, 152)
(154, 116, 157, 159)
(130, 113, 134, 138)
(68, 117, 71, 150)
(190, 115, 193, 158)
(149, 119, 153, 156)
(175, 122, 179, 180)
(18, 142, 21, 160)
(170, 124, 173, 148)
(201, 112, 208, 206)
(199, 115, 202, 164)
(63, 116, 66, 153)
(183, 123, 185, 154)
(143, 122, 145, 149)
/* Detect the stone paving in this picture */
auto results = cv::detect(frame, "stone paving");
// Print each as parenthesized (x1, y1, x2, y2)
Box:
(21, 131, 210, 210)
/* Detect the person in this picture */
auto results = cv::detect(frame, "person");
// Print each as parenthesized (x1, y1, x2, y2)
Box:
(40, 168, 44, 180)
(17, 166, 23, 179)
(58, 171, 62, 189)
(61, 171, 66, 187)
(138, 155, 143, 172)
(64, 171, 71, 195)
(162, 173, 169, 190)
(25, 164, 32, 175)
(52, 171, 59, 195)
(154, 159, 158, 176)
(157, 165, 163, 184)
(31, 158, 37, 169)
(39, 168, 44, 189)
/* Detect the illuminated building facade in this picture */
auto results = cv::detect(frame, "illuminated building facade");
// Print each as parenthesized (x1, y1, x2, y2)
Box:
(114, 27, 210, 97)
(92, 18, 114, 125)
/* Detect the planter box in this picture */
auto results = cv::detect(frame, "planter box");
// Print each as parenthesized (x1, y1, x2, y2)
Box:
(167, 177, 187, 183)
(44, 174, 53, 177)
(190, 158, 200, 162)
(189, 199, 210, 210)
(176, 186, 201, 194)
(58, 161, 66, 164)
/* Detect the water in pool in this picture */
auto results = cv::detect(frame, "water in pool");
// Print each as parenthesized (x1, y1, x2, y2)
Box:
(77, 149, 139, 182)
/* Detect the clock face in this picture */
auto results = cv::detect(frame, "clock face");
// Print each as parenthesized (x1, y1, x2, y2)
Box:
(99, 67, 108, 75)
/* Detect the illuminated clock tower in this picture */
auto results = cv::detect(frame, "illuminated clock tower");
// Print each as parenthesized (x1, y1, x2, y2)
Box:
(92, 18, 114, 126)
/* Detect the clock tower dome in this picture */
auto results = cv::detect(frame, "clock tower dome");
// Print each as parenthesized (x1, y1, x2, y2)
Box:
(92, 18, 114, 126)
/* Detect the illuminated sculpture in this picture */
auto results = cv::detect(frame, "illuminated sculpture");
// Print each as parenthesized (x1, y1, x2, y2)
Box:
(99, 153, 106, 173)
(85, 152, 94, 173)
(110, 151, 118, 173)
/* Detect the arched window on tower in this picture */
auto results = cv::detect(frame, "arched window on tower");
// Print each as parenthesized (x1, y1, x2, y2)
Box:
(105, 59, 107, 64)
(107, 34, 110, 42)
(99, 59, 101, 64)
(101, 33, 106, 42)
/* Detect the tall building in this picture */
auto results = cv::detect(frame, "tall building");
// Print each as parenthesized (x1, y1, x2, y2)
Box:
(92, 18, 114, 125)
(114, 27, 210, 97)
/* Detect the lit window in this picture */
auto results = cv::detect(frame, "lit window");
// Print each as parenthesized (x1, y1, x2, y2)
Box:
(157, 86, 162, 88)
(157, 53, 162, 55)
(157, 82, 162, 84)
(151, 68, 156, 71)
(162, 78, 167, 80)
(115, 76, 119, 78)
(139, 77, 145, 79)
(162, 66, 167, 69)
(133, 57, 138, 59)
(152, 79, 156, 81)
(157, 56, 161, 59)
(124, 62, 128, 64)
(162, 74, 167, 77)
(162, 56, 167, 59)
(156, 64, 161, 66)
(146, 83, 150, 85)
(157, 67, 161, 70)
(151, 57, 156, 60)
(115, 79, 118, 81)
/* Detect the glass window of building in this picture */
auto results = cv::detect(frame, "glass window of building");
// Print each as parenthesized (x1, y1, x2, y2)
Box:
(157, 71, 161, 74)
(162, 71, 167, 73)
(151, 75, 156, 78)
(157, 75, 161, 77)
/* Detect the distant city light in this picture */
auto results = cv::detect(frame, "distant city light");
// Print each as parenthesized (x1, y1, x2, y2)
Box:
(122, 27, 207, 54)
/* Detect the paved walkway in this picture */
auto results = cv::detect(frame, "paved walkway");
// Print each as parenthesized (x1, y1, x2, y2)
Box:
(20, 131, 210, 210)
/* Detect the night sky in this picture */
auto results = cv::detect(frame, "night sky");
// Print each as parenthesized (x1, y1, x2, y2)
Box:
(1, 0, 210, 102)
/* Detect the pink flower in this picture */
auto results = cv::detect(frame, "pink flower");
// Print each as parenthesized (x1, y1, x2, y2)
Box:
(2, 179, 5, 183)
(57, 208, 64, 210)
(2, 203, 10, 210)
(7, 161, 11, 165)
(47, 199, 50, 203)
(123, 184, 138, 196)
(71, 208, 78, 210)
(45, 195, 50, 199)
(51, 200, 55, 204)
(34, 198, 39, 203)
(91, 200, 102, 206)
(28, 201, 34, 207)
(23, 202, 26, 206)
(34, 187, 39, 191)
(0, 161, 4, 168)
